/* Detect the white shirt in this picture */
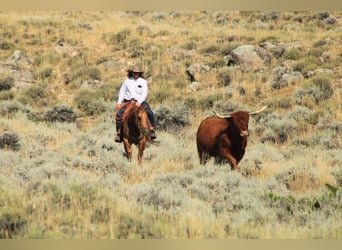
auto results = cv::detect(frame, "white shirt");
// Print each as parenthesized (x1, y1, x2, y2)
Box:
(117, 77, 148, 105)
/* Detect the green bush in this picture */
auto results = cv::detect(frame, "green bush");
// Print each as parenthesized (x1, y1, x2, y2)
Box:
(306, 75, 333, 104)
(0, 41, 14, 50)
(0, 90, 15, 101)
(34, 66, 54, 80)
(116, 214, 162, 239)
(283, 48, 301, 60)
(70, 66, 101, 83)
(217, 67, 232, 87)
(292, 56, 321, 74)
(0, 101, 26, 117)
(261, 114, 297, 144)
(0, 132, 20, 151)
(18, 84, 50, 106)
(0, 75, 15, 91)
(154, 104, 191, 132)
(73, 89, 107, 116)
(33, 52, 60, 66)
(293, 75, 333, 105)
(0, 210, 27, 239)
(28, 104, 77, 123)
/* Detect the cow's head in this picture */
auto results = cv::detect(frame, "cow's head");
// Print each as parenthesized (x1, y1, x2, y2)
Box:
(213, 105, 267, 137)
(231, 111, 250, 137)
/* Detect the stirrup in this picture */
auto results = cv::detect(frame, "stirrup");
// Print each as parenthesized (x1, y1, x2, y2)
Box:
(150, 130, 156, 139)
(115, 134, 122, 142)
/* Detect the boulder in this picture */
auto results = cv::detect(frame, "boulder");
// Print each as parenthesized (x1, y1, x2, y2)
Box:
(229, 45, 269, 72)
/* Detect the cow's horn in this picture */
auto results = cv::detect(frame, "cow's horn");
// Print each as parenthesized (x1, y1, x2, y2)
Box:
(212, 110, 232, 119)
(249, 105, 267, 115)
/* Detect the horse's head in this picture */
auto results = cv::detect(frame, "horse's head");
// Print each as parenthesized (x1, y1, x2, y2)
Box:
(135, 106, 150, 136)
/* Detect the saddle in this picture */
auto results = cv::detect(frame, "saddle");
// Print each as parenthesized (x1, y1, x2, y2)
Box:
(115, 100, 136, 124)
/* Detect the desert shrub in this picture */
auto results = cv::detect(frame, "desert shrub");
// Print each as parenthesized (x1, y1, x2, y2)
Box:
(70, 66, 101, 83)
(116, 214, 162, 239)
(154, 173, 193, 189)
(269, 96, 292, 109)
(33, 52, 60, 66)
(28, 104, 77, 123)
(181, 41, 197, 50)
(0, 101, 26, 118)
(0, 132, 20, 151)
(307, 48, 323, 58)
(292, 56, 321, 74)
(197, 93, 224, 110)
(293, 75, 333, 105)
(260, 11, 280, 21)
(307, 75, 333, 103)
(148, 85, 172, 104)
(306, 110, 325, 125)
(44, 105, 77, 122)
(265, 192, 296, 221)
(0, 90, 15, 101)
(131, 183, 187, 211)
(216, 67, 232, 87)
(308, 131, 339, 149)
(0, 75, 15, 91)
(0, 210, 27, 239)
(331, 168, 342, 188)
(326, 121, 342, 133)
(154, 104, 191, 132)
(183, 95, 198, 110)
(73, 89, 107, 116)
(212, 173, 265, 215)
(97, 82, 120, 102)
(33, 66, 54, 80)
(18, 84, 50, 106)
(0, 41, 14, 50)
(212, 100, 241, 113)
(200, 44, 220, 54)
(261, 115, 297, 144)
(283, 48, 301, 60)
(70, 183, 98, 209)
(274, 167, 320, 191)
(103, 29, 131, 46)
(90, 207, 110, 224)
(287, 106, 313, 122)
(220, 41, 241, 55)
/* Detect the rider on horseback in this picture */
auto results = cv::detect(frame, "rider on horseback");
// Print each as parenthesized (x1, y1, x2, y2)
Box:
(115, 66, 156, 142)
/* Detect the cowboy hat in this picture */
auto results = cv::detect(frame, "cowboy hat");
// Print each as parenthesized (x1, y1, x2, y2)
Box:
(132, 66, 143, 73)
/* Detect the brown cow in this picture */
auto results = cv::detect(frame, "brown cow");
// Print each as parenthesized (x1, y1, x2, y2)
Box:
(122, 104, 155, 166)
(196, 105, 267, 171)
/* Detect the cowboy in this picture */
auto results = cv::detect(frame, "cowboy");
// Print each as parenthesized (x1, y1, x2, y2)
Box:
(115, 66, 156, 142)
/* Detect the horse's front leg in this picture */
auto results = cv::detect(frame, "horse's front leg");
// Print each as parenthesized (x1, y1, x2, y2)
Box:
(123, 139, 132, 162)
(137, 137, 147, 166)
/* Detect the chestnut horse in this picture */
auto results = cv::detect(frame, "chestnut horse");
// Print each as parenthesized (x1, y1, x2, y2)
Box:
(122, 104, 154, 166)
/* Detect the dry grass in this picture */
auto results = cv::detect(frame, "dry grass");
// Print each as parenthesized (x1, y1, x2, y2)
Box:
(0, 11, 341, 239)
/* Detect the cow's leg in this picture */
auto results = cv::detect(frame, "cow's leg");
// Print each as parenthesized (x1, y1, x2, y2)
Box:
(199, 151, 210, 165)
(220, 149, 239, 171)
(123, 139, 132, 162)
